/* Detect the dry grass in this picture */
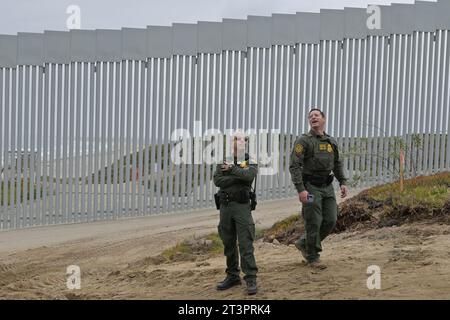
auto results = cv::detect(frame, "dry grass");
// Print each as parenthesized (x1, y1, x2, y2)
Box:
(263, 171, 450, 243)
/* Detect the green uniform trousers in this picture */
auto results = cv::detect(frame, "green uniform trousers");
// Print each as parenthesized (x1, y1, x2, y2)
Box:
(218, 201, 258, 280)
(297, 182, 338, 262)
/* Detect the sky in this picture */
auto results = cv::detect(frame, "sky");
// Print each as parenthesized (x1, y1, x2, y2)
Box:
(0, 0, 432, 35)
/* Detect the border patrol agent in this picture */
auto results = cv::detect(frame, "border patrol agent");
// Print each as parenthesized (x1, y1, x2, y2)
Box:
(289, 108, 348, 269)
(213, 134, 258, 295)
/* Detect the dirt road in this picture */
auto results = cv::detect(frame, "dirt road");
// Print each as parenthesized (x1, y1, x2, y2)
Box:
(1, 188, 449, 299)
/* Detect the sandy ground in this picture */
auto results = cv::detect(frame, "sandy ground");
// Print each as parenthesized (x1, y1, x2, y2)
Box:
(1, 188, 449, 300)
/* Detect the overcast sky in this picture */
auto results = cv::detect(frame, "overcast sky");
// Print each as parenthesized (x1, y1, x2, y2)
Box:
(0, 0, 434, 35)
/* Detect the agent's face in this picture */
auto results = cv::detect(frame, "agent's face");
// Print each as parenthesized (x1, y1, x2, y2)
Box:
(309, 110, 326, 130)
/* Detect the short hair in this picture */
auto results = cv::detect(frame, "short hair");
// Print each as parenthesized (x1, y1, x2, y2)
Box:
(232, 131, 249, 142)
(308, 108, 325, 118)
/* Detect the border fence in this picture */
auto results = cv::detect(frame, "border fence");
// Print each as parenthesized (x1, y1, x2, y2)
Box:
(1, 0, 450, 229)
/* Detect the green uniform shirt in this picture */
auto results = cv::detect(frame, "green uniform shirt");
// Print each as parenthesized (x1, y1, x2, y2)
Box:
(289, 129, 347, 193)
(213, 162, 257, 194)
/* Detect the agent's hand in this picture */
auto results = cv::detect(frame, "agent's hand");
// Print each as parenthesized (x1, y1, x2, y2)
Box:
(298, 190, 309, 204)
(221, 163, 232, 172)
(340, 185, 348, 198)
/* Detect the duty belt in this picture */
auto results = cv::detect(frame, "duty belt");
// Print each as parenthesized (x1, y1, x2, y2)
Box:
(217, 190, 250, 205)
(303, 174, 334, 187)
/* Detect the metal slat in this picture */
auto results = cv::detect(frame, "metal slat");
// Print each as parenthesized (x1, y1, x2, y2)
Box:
(446, 31, 450, 169)
(341, 39, 350, 185)
(179, 55, 188, 211)
(36, 67, 44, 226)
(375, 36, 385, 185)
(8, 68, 14, 228)
(54, 64, 63, 224)
(364, 38, 372, 184)
(194, 54, 203, 207)
(18, 66, 25, 227)
(405, 33, 414, 178)
(0, 68, 3, 228)
(168, 56, 176, 212)
(166, 57, 175, 212)
(81, 62, 89, 222)
(436, 31, 446, 171)
(87, 63, 95, 222)
(268, 46, 275, 200)
(331, 40, 340, 138)
(388, 35, 398, 181)
(279, 46, 288, 195)
(10, 68, 17, 228)
(113, 61, 121, 218)
(47, 64, 56, 225)
(286, 46, 294, 196)
(3, 69, 10, 228)
(371, 36, 379, 185)
(187, 56, 195, 209)
(443, 31, 450, 169)
(155, 59, 164, 214)
(238, 51, 246, 132)
(124, 61, 132, 216)
(23, 66, 32, 226)
(205, 54, 214, 208)
(131, 61, 139, 216)
(138, 61, 146, 215)
(347, 40, 355, 183)
(136, 61, 143, 213)
(106, 62, 114, 218)
(361, 37, 371, 186)
(93, 62, 100, 220)
(355, 39, 365, 183)
(199, 53, 206, 208)
(143, 59, 152, 214)
(299, 44, 307, 133)
(429, 32, 438, 174)
(312, 44, 319, 108)
(128, 60, 135, 215)
(162, 59, 170, 212)
(417, 32, 425, 176)
(61, 63, 70, 223)
(409, 32, 419, 177)
(192, 55, 203, 208)
(174, 57, 183, 210)
(16, 66, 24, 228)
(423, 33, 432, 175)
(118, 61, 126, 217)
(274, 46, 282, 199)
(379, 37, 389, 184)
(399, 34, 408, 149)
(262, 48, 270, 200)
(253, 48, 261, 198)
(420, 32, 427, 176)
(203, 54, 213, 207)
(149, 58, 157, 214)
(56, 64, 63, 223)
(99, 61, 107, 219)
(28, 66, 37, 226)
(290, 43, 300, 197)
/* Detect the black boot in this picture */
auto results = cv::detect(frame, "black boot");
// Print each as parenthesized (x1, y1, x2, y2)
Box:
(246, 278, 258, 295)
(216, 275, 241, 291)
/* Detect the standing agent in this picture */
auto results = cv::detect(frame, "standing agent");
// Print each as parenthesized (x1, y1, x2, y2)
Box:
(213, 133, 258, 295)
(289, 108, 348, 269)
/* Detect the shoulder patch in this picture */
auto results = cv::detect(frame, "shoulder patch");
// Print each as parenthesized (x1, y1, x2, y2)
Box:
(295, 144, 303, 155)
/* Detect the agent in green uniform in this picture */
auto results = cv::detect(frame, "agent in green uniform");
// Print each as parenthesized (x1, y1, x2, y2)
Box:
(213, 133, 258, 295)
(289, 108, 348, 269)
